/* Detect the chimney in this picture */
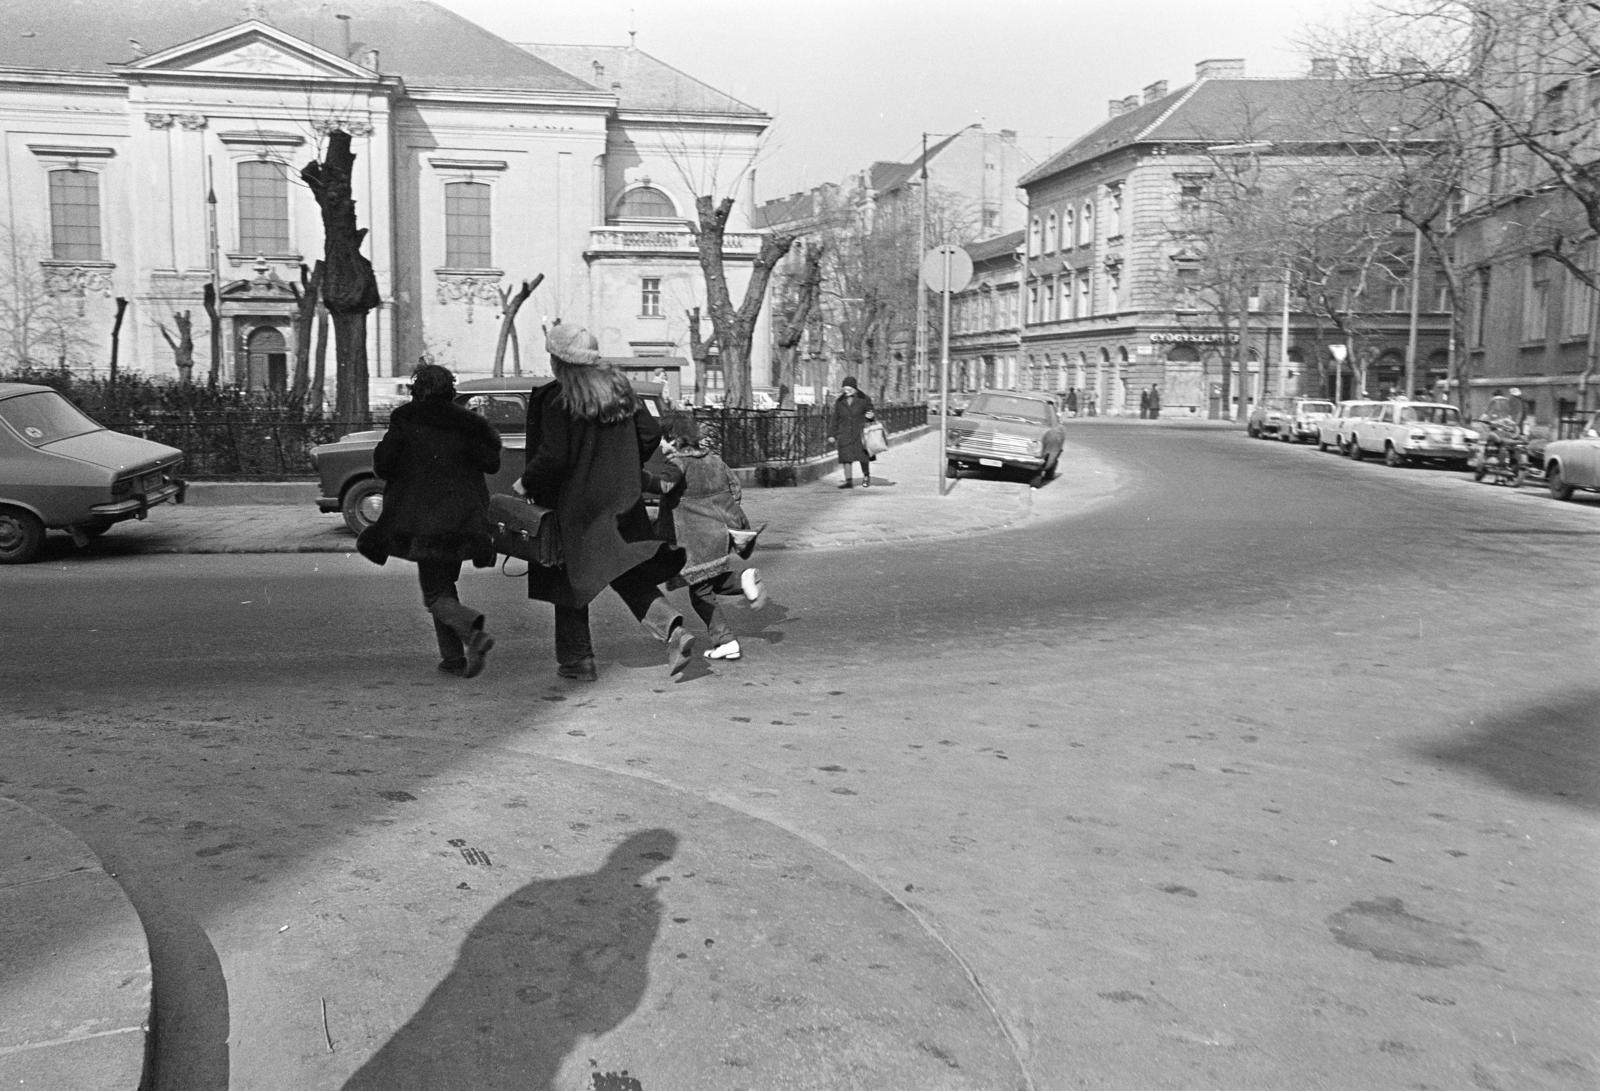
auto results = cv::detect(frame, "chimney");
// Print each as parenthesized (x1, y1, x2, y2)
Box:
(592, 60, 605, 82)
(336, 13, 351, 58)
(365, 49, 380, 71)
(1122, 94, 1141, 112)
(1109, 99, 1128, 119)
(1143, 80, 1169, 104)
(1309, 57, 1338, 78)
(1195, 57, 1246, 80)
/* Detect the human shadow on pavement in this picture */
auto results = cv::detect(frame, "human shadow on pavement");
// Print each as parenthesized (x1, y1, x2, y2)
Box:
(342, 829, 677, 1091)
(1415, 689, 1600, 812)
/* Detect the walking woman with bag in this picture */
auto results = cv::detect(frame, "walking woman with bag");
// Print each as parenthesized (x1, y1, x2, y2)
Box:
(827, 376, 876, 488)
(514, 323, 690, 682)
(356, 362, 500, 678)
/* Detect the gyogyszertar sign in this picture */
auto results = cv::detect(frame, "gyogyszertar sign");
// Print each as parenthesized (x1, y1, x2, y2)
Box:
(1150, 332, 1239, 344)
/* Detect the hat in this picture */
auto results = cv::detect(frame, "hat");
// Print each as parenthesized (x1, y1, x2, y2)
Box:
(841, 376, 859, 389)
(546, 322, 602, 366)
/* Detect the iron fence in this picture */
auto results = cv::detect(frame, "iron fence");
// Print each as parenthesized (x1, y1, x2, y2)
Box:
(98, 403, 929, 480)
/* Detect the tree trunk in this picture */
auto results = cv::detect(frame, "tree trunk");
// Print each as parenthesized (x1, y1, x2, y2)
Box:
(301, 130, 381, 421)
(109, 297, 128, 383)
(773, 244, 823, 408)
(686, 306, 716, 403)
(311, 305, 329, 418)
(690, 194, 796, 408)
(203, 282, 222, 387)
(493, 275, 542, 378)
(159, 311, 194, 385)
(291, 263, 323, 405)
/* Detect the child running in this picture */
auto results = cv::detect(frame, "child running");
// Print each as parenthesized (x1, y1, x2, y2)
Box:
(648, 414, 767, 661)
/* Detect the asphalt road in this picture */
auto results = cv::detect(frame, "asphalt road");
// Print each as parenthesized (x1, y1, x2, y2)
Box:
(3, 422, 1597, 1090)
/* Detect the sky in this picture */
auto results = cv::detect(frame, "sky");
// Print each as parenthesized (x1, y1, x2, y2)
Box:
(437, 0, 1362, 202)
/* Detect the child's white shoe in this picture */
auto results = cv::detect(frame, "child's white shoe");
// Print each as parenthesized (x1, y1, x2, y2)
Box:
(740, 568, 767, 608)
(703, 639, 742, 660)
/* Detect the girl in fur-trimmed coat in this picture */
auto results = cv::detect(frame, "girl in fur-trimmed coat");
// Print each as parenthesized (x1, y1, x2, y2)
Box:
(648, 415, 767, 661)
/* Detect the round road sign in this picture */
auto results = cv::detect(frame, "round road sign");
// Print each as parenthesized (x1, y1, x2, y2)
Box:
(920, 244, 973, 293)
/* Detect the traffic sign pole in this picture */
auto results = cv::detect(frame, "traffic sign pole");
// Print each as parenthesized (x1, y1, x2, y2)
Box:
(920, 244, 973, 497)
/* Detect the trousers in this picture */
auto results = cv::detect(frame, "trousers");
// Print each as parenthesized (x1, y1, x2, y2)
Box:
(419, 558, 482, 661)
(553, 563, 681, 665)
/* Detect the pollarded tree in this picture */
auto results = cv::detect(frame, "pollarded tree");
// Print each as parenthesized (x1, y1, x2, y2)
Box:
(690, 194, 797, 408)
(301, 129, 381, 421)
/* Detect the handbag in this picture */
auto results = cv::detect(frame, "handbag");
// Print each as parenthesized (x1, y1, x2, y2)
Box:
(488, 493, 564, 567)
(862, 420, 889, 457)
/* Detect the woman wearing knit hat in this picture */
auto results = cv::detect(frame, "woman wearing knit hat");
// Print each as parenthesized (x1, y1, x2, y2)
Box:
(514, 322, 692, 680)
(827, 376, 876, 488)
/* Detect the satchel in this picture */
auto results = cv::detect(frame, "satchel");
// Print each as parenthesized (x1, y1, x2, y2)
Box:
(488, 493, 564, 567)
(863, 421, 889, 457)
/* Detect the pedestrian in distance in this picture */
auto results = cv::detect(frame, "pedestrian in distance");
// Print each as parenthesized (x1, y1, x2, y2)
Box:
(828, 376, 876, 488)
(514, 323, 692, 682)
(1087, 391, 1098, 417)
(1148, 384, 1161, 419)
(355, 362, 500, 678)
(1139, 386, 1151, 419)
(646, 414, 768, 662)
(1066, 388, 1078, 417)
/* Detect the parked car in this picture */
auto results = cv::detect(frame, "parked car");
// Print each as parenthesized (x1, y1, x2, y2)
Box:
(0, 382, 187, 564)
(944, 389, 1066, 485)
(1541, 411, 1600, 501)
(311, 377, 667, 534)
(1317, 399, 1384, 452)
(1346, 399, 1477, 466)
(1246, 396, 1293, 439)
(1279, 398, 1337, 443)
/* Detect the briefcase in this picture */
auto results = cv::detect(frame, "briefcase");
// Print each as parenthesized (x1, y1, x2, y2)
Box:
(488, 493, 564, 567)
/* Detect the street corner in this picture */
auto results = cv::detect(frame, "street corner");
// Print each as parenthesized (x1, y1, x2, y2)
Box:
(294, 757, 1026, 1090)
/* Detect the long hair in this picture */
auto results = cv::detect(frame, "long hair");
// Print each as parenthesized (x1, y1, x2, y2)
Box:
(552, 358, 637, 423)
(410, 362, 456, 401)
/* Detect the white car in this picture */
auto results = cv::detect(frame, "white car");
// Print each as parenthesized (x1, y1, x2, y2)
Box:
(1542, 412, 1600, 500)
(1346, 400, 1478, 466)
(1282, 398, 1336, 443)
(1318, 400, 1384, 452)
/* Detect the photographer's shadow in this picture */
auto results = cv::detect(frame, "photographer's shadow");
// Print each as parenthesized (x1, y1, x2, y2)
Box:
(343, 829, 677, 1091)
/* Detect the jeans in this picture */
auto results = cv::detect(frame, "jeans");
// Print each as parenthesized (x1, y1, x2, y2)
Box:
(687, 571, 741, 646)
(553, 564, 681, 665)
(419, 558, 482, 661)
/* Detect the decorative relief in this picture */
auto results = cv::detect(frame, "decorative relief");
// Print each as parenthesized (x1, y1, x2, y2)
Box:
(41, 264, 115, 315)
(145, 113, 176, 129)
(589, 227, 759, 254)
(313, 118, 374, 138)
(435, 273, 503, 323)
(176, 114, 208, 131)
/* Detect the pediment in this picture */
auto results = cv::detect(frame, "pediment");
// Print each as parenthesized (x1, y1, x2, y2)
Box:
(127, 21, 371, 82)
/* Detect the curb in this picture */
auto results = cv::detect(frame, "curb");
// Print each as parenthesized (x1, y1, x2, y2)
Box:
(0, 798, 152, 1090)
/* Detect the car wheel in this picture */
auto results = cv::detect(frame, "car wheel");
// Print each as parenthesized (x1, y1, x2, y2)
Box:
(1345, 437, 1363, 460)
(944, 459, 959, 479)
(341, 478, 385, 535)
(1247, 423, 1259, 438)
(0, 506, 46, 565)
(1547, 462, 1575, 501)
(1384, 444, 1406, 468)
(1317, 436, 1329, 452)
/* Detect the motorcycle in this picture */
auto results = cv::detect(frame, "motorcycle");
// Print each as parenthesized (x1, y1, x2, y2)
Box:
(1471, 424, 1529, 488)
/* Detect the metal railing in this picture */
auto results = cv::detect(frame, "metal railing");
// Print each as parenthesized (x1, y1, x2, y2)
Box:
(117, 413, 372, 479)
(691, 404, 927, 467)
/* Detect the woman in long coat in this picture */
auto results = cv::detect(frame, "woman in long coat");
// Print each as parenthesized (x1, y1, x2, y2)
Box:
(828, 375, 876, 488)
(358, 363, 500, 678)
(516, 323, 689, 681)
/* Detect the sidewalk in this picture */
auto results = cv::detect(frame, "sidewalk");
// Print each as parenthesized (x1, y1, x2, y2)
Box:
(5, 426, 1130, 1088)
(105, 427, 1130, 556)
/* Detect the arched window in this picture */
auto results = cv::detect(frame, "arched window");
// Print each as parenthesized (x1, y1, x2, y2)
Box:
(1062, 208, 1075, 249)
(1029, 217, 1042, 256)
(617, 186, 676, 219)
(1044, 212, 1058, 252)
(1079, 201, 1095, 246)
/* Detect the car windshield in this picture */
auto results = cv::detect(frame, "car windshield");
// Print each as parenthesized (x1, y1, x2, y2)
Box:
(1299, 401, 1334, 414)
(460, 393, 527, 434)
(1399, 405, 1461, 425)
(966, 394, 1050, 422)
(0, 391, 101, 447)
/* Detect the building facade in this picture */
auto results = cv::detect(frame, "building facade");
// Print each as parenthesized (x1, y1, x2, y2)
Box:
(0, 0, 771, 404)
(1015, 59, 1451, 417)
(946, 230, 1023, 395)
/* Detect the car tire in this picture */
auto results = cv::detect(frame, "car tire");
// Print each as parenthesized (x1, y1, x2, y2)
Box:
(1547, 462, 1575, 501)
(341, 477, 385, 536)
(1384, 444, 1406, 468)
(944, 460, 959, 479)
(0, 506, 46, 565)
(1345, 437, 1363, 460)
(1317, 436, 1329, 452)
(1247, 424, 1259, 438)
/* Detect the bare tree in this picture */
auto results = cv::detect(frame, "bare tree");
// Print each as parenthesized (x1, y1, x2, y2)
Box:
(157, 310, 195, 385)
(770, 243, 824, 406)
(492, 275, 542, 378)
(301, 129, 381, 420)
(689, 194, 797, 408)
(0, 225, 94, 372)
(290, 262, 324, 405)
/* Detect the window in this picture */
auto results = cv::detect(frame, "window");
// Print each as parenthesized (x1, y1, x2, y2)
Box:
(1107, 184, 1123, 237)
(641, 277, 662, 317)
(1079, 201, 1094, 246)
(1027, 281, 1039, 324)
(1028, 217, 1042, 256)
(1044, 212, 1058, 252)
(1564, 248, 1596, 338)
(617, 186, 676, 219)
(1522, 257, 1550, 342)
(1178, 180, 1204, 218)
(1063, 208, 1075, 249)
(1473, 267, 1491, 347)
(445, 181, 492, 268)
(48, 169, 101, 261)
(1078, 272, 1092, 317)
(1107, 269, 1121, 312)
(238, 161, 289, 255)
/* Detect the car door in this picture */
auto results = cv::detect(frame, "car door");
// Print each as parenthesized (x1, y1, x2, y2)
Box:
(1572, 416, 1600, 487)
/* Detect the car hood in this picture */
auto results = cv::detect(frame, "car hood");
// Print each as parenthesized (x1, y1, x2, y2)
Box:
(42, 429, 183, 473)
(951, 413, 1055, 439)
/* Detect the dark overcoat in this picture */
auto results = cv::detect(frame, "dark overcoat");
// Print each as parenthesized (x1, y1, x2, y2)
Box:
(831, 391, 876, 463)
(651, 446, 750, 585)
(360, 397, 500, 566)
(520, 381, 683, 607)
